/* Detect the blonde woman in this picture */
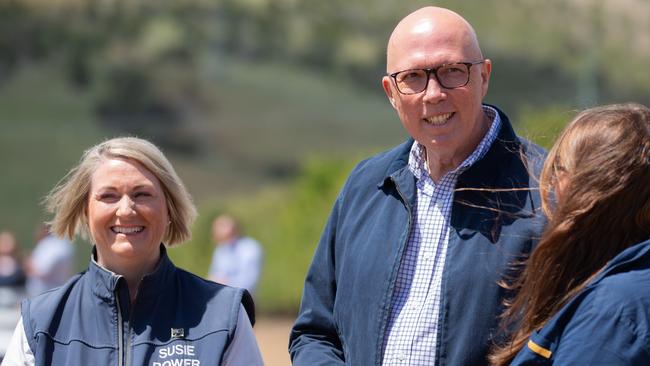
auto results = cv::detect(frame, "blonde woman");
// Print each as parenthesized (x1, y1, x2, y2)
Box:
(2, 137, 264, 365)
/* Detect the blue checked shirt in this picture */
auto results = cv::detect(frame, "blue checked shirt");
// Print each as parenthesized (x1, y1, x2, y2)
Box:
(381, 106, 501, 365)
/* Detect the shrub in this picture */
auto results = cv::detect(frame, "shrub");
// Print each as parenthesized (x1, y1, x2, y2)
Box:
(169, 156, 356, 315)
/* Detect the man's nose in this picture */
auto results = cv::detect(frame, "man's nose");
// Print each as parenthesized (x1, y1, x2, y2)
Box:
(422, 73, 446, 103)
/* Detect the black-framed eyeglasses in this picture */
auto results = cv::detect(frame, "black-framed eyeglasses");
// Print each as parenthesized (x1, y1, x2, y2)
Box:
(389, 60, 485, 95)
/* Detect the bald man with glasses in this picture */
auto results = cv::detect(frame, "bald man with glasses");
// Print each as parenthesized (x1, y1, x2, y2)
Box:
(290, 7, 546, 366)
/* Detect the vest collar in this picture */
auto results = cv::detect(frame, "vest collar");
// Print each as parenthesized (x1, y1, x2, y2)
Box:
(89, 244, 176, 302)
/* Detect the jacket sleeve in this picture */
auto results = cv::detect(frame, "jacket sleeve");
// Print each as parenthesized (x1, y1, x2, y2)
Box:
(289, 195, 345, 365)
(551, 306, 650, 365)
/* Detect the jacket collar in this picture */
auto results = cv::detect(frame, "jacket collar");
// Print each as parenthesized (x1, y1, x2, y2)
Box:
(529, 237, 650, 355)
(456, 104, 520, 188)
(377, 139, 417, 207)
(378, 104, 517, 191)
(89, 244, 176, 302)
(588, 238, 650, 287)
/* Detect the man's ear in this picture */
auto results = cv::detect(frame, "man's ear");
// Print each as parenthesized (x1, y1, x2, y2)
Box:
(382, 76, 397, 109)
(480, 59, 492, 98)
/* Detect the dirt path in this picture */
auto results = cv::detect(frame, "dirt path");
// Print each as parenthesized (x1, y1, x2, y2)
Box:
(254, 317, 294, 366)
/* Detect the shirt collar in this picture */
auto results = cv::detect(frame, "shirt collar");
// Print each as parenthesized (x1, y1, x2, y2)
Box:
(408, 105, 502, 181)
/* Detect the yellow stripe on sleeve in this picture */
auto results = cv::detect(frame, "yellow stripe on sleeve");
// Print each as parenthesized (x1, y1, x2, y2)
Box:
(527, 339, 552, 359)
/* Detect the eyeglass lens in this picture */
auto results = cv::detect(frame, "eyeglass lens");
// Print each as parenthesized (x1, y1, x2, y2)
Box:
(395, 63, 470, 94)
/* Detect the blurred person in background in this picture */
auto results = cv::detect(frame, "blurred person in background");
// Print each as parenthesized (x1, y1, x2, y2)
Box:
(289, 6, 545, 365)
(2, 137, 263, 366)
(0, 231, 24, 366)
(490, 103, 650, 365)
(0, 231, 25, 288)
(208, 214, 263, 295)
(24, 224, 73, 297)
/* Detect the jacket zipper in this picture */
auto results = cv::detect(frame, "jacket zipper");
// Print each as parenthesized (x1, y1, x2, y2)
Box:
(376, 177, 413, 365)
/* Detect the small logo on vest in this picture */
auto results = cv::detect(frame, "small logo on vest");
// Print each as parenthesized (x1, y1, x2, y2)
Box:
(170, 328, 185, 339)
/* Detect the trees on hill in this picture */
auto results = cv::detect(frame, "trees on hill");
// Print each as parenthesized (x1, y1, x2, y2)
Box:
(2, 0, 649, 152)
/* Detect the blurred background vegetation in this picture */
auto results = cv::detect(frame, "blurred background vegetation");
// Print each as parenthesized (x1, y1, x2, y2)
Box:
(1, 0, 649, 315)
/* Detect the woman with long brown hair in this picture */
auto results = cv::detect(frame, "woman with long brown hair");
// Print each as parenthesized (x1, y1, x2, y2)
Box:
(490, 103, 650, 365)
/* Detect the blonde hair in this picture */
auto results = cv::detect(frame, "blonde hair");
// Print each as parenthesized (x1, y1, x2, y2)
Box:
(45, 137, 197, 246)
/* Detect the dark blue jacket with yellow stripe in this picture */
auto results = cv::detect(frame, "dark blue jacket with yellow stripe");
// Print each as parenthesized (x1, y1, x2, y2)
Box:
(511, 238, 650, 365)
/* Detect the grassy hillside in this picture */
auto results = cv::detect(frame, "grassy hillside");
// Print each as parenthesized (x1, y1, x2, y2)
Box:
(0, 57, 406, 255)
(173, 54, 407, 198)
(0, 65, 103, 259)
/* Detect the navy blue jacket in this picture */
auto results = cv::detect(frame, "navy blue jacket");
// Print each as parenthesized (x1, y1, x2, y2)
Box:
(21, 246, 254, 366)
(511, 238, 650, 365)
(290, 107, 546, 365)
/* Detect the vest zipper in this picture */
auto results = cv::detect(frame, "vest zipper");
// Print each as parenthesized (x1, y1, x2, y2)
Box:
(125, 281, 144, 366)
(116, 290, 124, 366)
(125, 300, 136, 366)
(125, 326, 132, 365)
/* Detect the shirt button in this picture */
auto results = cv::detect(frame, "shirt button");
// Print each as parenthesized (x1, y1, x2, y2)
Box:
(397, 352, 406, 361)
